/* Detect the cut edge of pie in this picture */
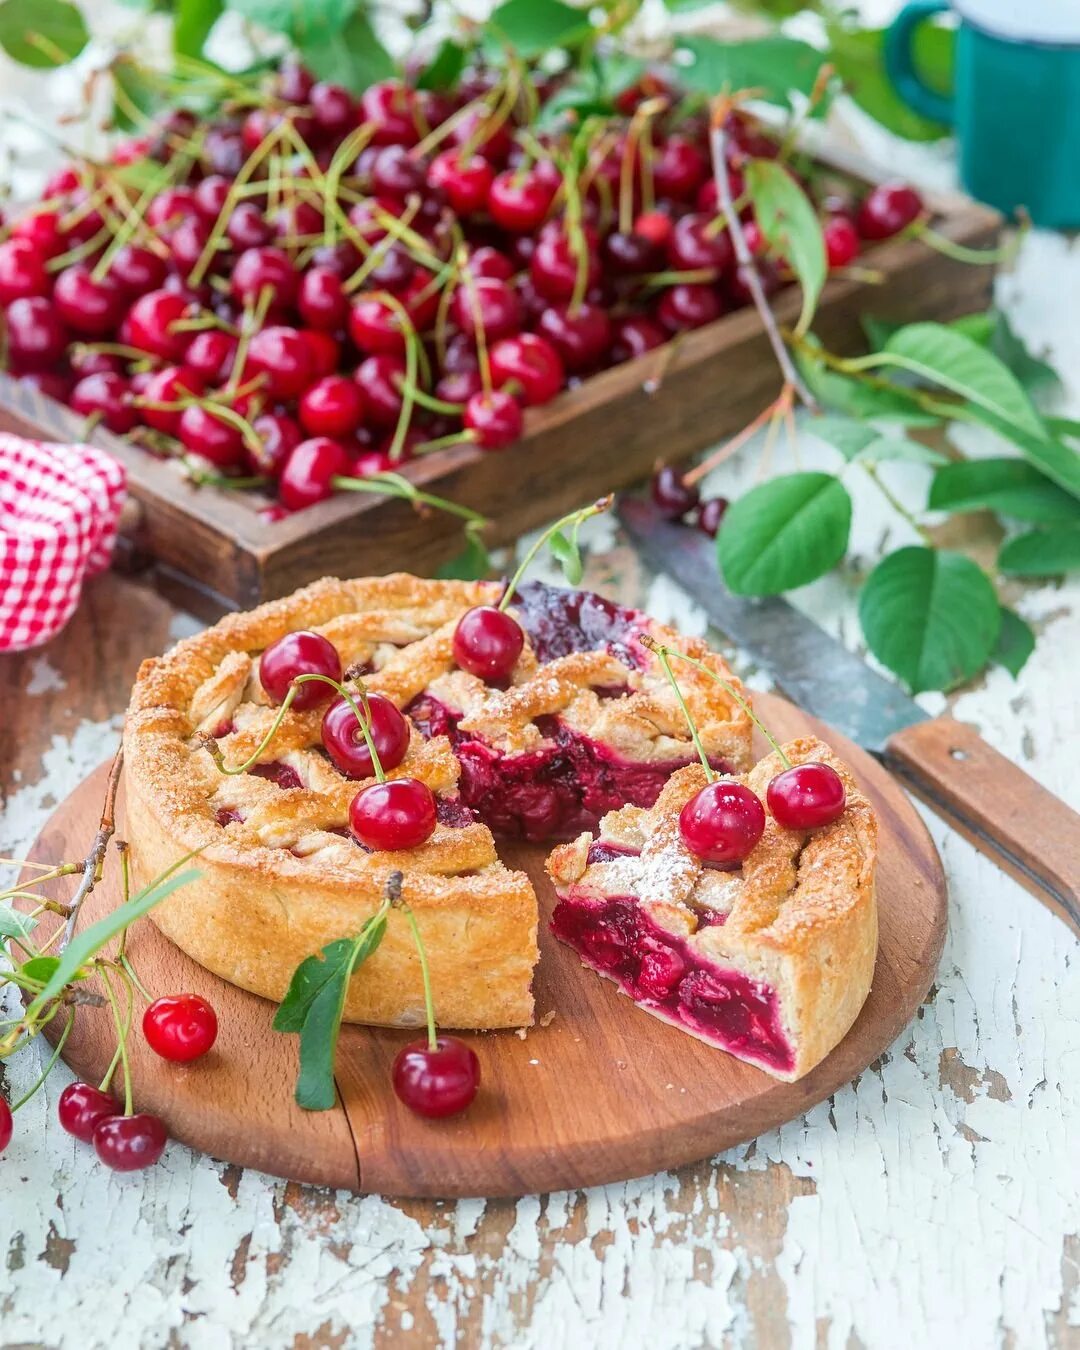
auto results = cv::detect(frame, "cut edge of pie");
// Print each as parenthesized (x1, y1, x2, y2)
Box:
(122, 573, 753, 1032)
(546, 736, 879, 1081)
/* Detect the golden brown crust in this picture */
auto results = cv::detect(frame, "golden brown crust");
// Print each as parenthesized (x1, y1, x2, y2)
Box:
(547, 737, 879, 1080)
(124, 574, 752, 1031)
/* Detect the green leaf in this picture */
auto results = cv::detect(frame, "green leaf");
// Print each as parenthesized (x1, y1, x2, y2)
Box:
(486, 0, 592, 58)
(745, 159, 826, 335)
(858, 547, 1001, 693)
(275, 916, 388, 1111)
(174, 0, 223, 58)
(877, 323, 1045, 440)
(957, 407, 1080, 504)
(718, 472, 851, 596)
(929, 458, 1080, 524)
(111, 55, 169, 132)
(416, 38, 465, 92)
(299, 8, 394, 91)
(993, 607, 1035, 678)
(548, 529, 583, 586)
(796, 343, 941, 426)
(0, 0, 89, 67)
(674, 35, 827, 109)
(827, 22, 951, 143)
(435, 530, 491, 581)
(20, 955, 61, 985)
(985, 312, 1060, 397)
(26, 868, 201, 1017)
(998, 525, 1080, 577)
(225, 0, 352, 38)
(0, 903, 37, 944)
(810, 415, 944, 465)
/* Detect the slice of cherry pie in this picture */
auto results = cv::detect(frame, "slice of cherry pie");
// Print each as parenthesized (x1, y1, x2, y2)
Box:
(547, 737, 878, 1080)
(124, 574, 752, 1031)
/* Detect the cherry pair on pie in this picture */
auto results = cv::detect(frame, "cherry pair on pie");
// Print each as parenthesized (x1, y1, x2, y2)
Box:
(124, 574, 877, 1081)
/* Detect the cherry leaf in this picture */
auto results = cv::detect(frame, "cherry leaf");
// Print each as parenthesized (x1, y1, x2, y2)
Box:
(718, 472, 851, 596)
(809, 416, 944, 466)
(859, 547, 1001, 693)
(486, 0, 592, 58)
(299, 9, 394, 91)
(997, 525, 1080, 577)
(993, 607, 1035, 679)
(174, 0, 223, 59)
(929, 458, 1080, 525)
(744, 159, 826, 336)
(0, 903, 37, 944)
(674, 35, 828, 110)
(0, 0, 89, 67)
(435, 529, 492, 581)
(416, 39, 466, 92)
(548, 529, 583, 585)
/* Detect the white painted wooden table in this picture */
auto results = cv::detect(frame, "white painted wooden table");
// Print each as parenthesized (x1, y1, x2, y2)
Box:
(1, 31, 1079, 1350)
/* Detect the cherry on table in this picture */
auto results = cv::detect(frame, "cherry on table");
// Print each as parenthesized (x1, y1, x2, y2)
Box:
(322, 692, 410, 778)
(464, 389, 523, 450)
(143, 993, 219, 1063)
(349, 776, 438, 850)
(651, 465, 700, 519)
(679, 781, 766, 865)
(453, 605, 524, 681)
(392, 1036, 480, 1118)
(697, 497, 728, 538)
(93, 1113, 168, 1172)
(489, 333, 564, 406)
(856, 183, 924, 241)
(260, 629, 342, 708)
(279, 437, 352, 510)
(58, 1081, 117, 1143)
(766, 762, 846, 830)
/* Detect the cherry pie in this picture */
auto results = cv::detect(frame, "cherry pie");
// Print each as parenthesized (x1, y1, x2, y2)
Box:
(124, 574, 752, 1031)
(547, 737, 878, 1079)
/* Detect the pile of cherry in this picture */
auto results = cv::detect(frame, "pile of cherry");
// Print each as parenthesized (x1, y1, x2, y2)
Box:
(0, 59, 923, 514)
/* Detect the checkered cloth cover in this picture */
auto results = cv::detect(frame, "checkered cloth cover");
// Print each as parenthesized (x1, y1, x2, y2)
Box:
(0, 435, 126, 651)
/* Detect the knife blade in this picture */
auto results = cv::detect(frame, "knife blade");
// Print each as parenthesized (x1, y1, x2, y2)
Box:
(619, 496, 1080, 935)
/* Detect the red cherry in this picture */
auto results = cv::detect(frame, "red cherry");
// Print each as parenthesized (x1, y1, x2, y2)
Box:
(127, 289, 191, 361)
(109, 243, 168, 296)
(856, 182, 924, 241)
(435, 366, 482, 405)
(278, 57, 314, 102)
(651, 135, 708, 201)
(392, 1036, 480, 1118)
(0, 238, 51, 304)
(193, 173, 230, 221)
(464, 390, 523, 450)
(321, 692, 410, 778)
(428, 149, 495, 215)
(658, 283, 723, 332)
(248, 412, 302, 477)
(310, 82, 356, 138)
(667, 213, 734, 274)
(260, 629, 342, 707)
(138, 365, 204, 435)
(604, 230, 664, 275)
(298, 266, 348, 330)
(448, 108, 512, 163)
(10, 209, 64, 259)
(168, 217, 212, 276)
(451, 275, 522, 342)
(349, 777, 437, 850)
(349, 294, 410, 355)
(147, 186, 199, 232)
(355, 353, 406, 426)
(679, 781, 766, 864)
(58, 1082, 117, 1142)
(185, 330, 236, 383)
(633, 210, 674, 246)
(766, 762, 846, 830)
(246, 326, 313, 399)
(93, 1113, 168, 1171)
(530, 229, 600, 303)
(487, 167, 555, 232)
(300, 328, 340, 379)
(0, 1097, 11, 1153)
(359, 81, 419, 147)
(70, 372, 136, 433)
(651, 465, 700, 518)
(178, 405, 245, 468)
(299, 375, 365, 438)
(371, 144, 427, 199)
(611, 314, 666, 363)
(489, 332, 564, 406)
(536, 302, 612, 372)
(279, 437, 351, 510)
(143, 993, 218, 1063)
(231, 246, 299, 309)
(453, 605, 524, 681)
(468, 245, 514, 281)
(226, 202, 274, 251)
(824, 215, 861, 268)
(697, 497, 728, 537)
(5, 297, 67, 372)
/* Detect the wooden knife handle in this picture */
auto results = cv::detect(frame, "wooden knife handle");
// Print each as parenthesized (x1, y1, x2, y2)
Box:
(885, 717, 1080, 935)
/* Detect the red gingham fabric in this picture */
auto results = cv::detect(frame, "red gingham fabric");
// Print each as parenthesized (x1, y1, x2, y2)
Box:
(0, 435, 126, 652)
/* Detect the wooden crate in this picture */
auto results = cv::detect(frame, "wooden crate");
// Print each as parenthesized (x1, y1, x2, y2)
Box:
(0, 155, 1000, 610)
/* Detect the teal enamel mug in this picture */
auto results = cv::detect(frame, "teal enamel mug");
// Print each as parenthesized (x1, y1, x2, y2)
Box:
(885, 0, 1080, 227)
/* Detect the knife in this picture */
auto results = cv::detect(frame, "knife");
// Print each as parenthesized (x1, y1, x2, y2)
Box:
(619, 497, 1080, 935)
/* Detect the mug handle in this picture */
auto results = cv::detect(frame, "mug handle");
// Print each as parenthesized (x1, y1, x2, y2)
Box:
(884, 0, 954, 125)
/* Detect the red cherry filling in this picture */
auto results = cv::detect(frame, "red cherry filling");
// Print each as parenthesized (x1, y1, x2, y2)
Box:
(550, 894, 793, 1073)
(453, 605, 524, 682)
(321, 692, 410, 779)
(143, 993, 219, 1063)
(766, 762, 846, 830)
(679, 781, 765, 865)
(93, 1113, 168, 1171)
(349, 777, 437, 850)
(259, 630, 342, 708)
(392, 1036, 481, 1118)
(58, 1082, 117, 1142)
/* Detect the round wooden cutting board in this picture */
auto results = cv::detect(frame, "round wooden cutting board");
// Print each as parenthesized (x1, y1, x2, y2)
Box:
(25, 693, 946, 1198)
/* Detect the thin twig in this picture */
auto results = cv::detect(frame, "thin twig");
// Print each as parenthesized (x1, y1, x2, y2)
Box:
(58, 747, 124, 954)
(708, 104, 818, 413)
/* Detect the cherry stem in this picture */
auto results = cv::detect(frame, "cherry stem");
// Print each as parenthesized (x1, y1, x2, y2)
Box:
(907, 215, 1024, 266)
(456, 249, 493, 395)
(399, 382, 464, 417)
(99, 965, 134, 1114)
(8, 1011, 73, 1113)
(497, 495, 613, 612)
(331, 471, 488, 529)
(643, 640, 716, 783)
(394, 893, 438, 1053)
(683, 385, 793, 487)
